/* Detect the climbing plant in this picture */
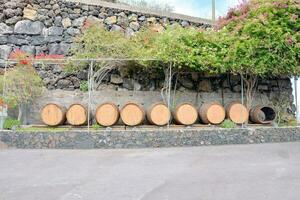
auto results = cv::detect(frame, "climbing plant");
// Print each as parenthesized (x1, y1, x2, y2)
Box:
(70, 0, 300, 110)
(218, 0, 300, 108)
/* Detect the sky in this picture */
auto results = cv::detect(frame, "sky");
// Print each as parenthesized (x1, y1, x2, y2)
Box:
(141, 0, 241, 19)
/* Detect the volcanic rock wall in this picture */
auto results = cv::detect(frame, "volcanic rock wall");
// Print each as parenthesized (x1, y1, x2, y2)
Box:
(0, 0, 296, 124)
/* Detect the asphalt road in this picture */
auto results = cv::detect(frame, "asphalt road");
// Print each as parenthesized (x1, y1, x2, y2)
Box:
(1, 142, 300, 200)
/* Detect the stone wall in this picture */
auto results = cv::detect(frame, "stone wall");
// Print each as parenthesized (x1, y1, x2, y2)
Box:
(1, 127, 300, 149)
(0, 0, 296, 124)
(0, 0, 209, 60)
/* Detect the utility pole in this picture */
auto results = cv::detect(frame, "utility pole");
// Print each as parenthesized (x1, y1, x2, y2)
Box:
(212, 0, 216, 21)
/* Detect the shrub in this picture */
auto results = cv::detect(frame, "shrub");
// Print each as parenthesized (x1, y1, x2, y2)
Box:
(287, 119, 298, 127)
(92, 123, 102, 130)
(80, 81, 89, 92)
(3, 118, 21, 130)
(0, 50, 44, 123)
(220, 119, 237, 129)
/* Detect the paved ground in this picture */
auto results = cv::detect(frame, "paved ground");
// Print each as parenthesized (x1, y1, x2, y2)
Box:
(0, 142, 300, 200)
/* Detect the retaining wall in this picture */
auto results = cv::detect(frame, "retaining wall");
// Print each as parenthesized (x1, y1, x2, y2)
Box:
(0, 0, 209, 61)
(0, 0, 296, 124)
(0, 127, 299, 149)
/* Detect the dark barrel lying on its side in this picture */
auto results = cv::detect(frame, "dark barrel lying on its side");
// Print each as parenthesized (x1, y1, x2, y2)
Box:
(250, 106, 276, 124)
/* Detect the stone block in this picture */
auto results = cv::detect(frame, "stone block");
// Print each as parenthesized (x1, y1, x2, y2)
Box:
(198, 80, 212, 92)
(23, 7, 37, 20)
(57, 79, 73, 89)
(66, 27, 81, 36)
(8, 35, 29, 45)
(147, 17, 156, 23)
(14, 20, 44, 35)
(0, 23, 13, 35)
(48, 43, 70, 55)
(0, 45, 12, 59)
(110, 25, 123, 32)
(179, 77, 194, 89)
(0, 36, 8, 45)
(104, 16, 117, 25)
(129, 21, 139, 31)
(20, 45, 36, 55)
(110, 74, 123, 85)
(5, 16, 22, 25)
(62, 17, 72, 28)
(72, 16, 86, 27)
(48, 26, 64, 36)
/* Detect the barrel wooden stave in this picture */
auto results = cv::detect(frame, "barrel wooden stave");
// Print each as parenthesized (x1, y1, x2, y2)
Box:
(66, 103, 88, 126)
(173, 103, 198, 125)
(120, 102, 145, 126)
(250, 106, 276, 124)
(199, 102, 225, 125)
(41, 103, 66, 126)
(225, 102, 249, 124)
(95, 102, 120, 127)
(147, 102, 171, 126)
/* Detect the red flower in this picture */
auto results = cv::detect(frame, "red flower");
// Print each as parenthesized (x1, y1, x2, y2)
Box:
(9, 49, 32, 66)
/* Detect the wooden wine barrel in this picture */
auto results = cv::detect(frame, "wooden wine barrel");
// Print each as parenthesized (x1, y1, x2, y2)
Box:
(226, 102, 249, 124)
(173, 103, 198, 125)
(41, 103, 66, 126)
(66, 104, 88, 126)
(199, 102, 225, 125)
(250, 106, 276, 124)
(147, 102, 171, 126)
(95, 102, 119, 127)
(120, 102, 145, 126)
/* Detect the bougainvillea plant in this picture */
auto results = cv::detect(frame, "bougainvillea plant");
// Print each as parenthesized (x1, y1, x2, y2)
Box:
(217, 0, 300, 108)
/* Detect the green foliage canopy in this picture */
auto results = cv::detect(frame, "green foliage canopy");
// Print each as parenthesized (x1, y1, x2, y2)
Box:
(218, 0, 300, 77)
(71, 0, 300, 78)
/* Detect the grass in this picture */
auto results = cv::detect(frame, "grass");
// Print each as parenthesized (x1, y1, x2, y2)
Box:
(16, 127, 71, 132)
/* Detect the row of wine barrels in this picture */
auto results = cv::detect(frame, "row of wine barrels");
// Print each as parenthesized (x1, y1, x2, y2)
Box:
(41, 103, 88, 126)
(41, 102, 276, 127)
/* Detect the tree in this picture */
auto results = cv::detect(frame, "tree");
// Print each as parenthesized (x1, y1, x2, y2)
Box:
(217, 0, 300, 108)
(0, 50, 44, 123)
